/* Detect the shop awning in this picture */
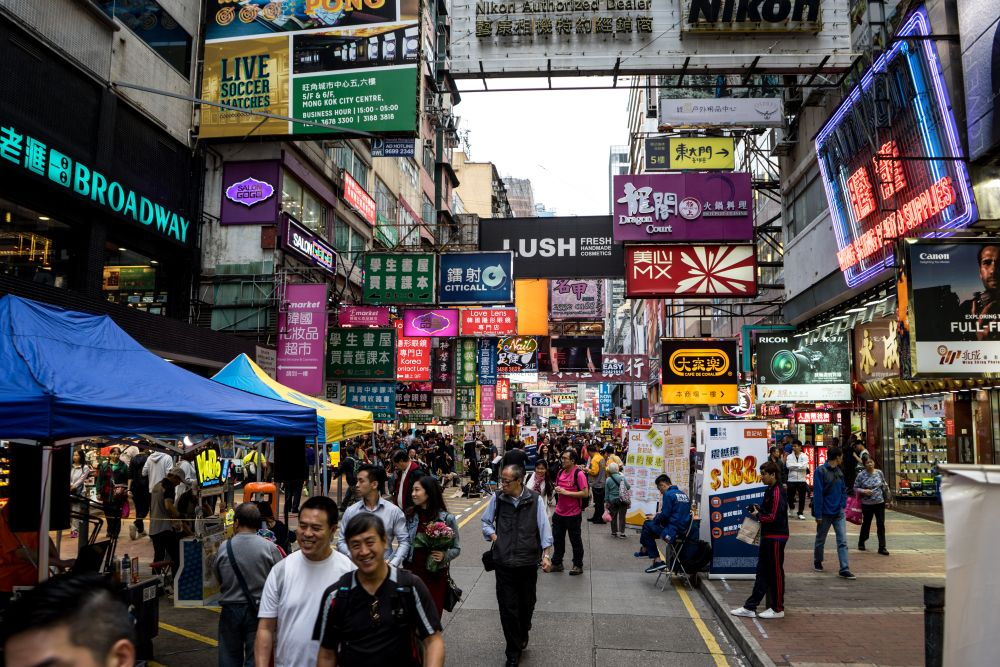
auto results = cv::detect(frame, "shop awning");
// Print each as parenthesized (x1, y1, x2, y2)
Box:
(212, 354, 374, 443)
(0, 295, 317, 440)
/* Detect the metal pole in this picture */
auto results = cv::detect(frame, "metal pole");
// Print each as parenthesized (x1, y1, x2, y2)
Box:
(38, 442, 53, 582)
(924, 584, 945, 667)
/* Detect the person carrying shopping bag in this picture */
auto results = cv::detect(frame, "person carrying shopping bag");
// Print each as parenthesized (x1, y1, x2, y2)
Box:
(604, 463, 630, 539)
(854, 457, 890, 555)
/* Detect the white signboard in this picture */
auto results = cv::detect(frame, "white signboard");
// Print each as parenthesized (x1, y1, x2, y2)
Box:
(450, 0, 852, 77)
(659, 97, 784, 128)
(255, 346, 277, 379)
(755, 383, 852, 403)
(623, 423, 690, 526)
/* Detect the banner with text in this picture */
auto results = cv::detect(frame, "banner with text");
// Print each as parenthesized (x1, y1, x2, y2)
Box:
(277, 283, 327, 395)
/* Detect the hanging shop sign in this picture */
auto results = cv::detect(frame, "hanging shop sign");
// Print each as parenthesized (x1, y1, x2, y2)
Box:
(200, 1, 418, 137)
(338, 306, 390, 327)
(281, 215, 336, 276)
(370, 138, 417, 158)
(220, 160, 280, 224)
(460, 308, 517, 336)
(438, 251, 514, 304)
(795, 411, 831, 424)
(529, 394, 552, 407)
(625, 244, 757, 298)
(396, 382, 433, 410)
(497, 336, 538, 374)
(660, 338, 738, 405)
(549, 280, 606, 320)
(496, 377, 511, 401)
(478, 216, 624, 279)
(394, 320, 431, 382)
(721, 385, 755, 419)
(363, 252, 436, 304)
(816, 7, 976, 289)
(659, 98, 783, 128)
(957, 2, 1000, 161)
(683, 1, 822, 33)
(432, 340, 454, 392)
(644, 136, 736, 171)
(853, 318, 900, 383)
(345, 382, 397, 421)
(343, 172, 377, 226)
(755, 333, 851, 402)
(456, 385, 477, 421)
(326, 327, 395, 380)
(612, 173, 754, 242)
(543, 353, 650, 384)
(599, 383, 612, 417)
(480, 385, 496, 420)
(905, 240, 1000, 375)
(455, 338, 478, 386)
(544, 337, 604, 374)
(477, 338, 498, 386)
(402, 308, 460, 337)
(277, 283, 328, 395)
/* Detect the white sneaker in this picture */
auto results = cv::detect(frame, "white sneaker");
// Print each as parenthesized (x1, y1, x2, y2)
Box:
(129, 524, 138, 541)
(730, 607, 756, 618)
(798, 513, 805, 520)
(758, 609, 785, 619)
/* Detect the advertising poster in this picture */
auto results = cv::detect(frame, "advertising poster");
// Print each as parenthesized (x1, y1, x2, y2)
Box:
(644, 136, 736, 172)
(456, 386, 477, 421)
(755, 333, 851, 402)
(497, 337, 538, 374)
(460, 308, 517, 336)
(455, 338, 477, 386)
(363, 253, 436, 304)
(477, 338, 498, 386)
(623, 424, 680, 526)
(520, 426, 538, 447)
(625, 244, 757, 298)
(698, 420, 769, 578)
(438, 251, 514, 304)
(906, 241, 1000, 375)
(402, 309, 460, 337)
(326, 327, 395, 380)
(338, 305, 390, 327)
(345, 382, 396, 421)
(612, 173, 754, 243)
(200, 0, 419, 137)
(478, 216, 624, 279)
(549, 279, 606, 320)
(393, 320, 430, 382)
(514, 279, 550, 335)
(543, 337, 603, 374)
(480, 385, 496, 420)
(277, 283, 327, 394)
(220, 160, 280, 224)
(343, 172, 376, 226)
(660, 338, 738, 405)
(853, 318, 900, 383)
(432, 340, 454, 392)
(658, 98, 784, 128)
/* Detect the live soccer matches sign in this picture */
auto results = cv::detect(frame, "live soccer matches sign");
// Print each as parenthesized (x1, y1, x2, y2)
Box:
(626, 244, 757, 298)
(363, 253, 436, 304)
(660, 339, 738, 405)
(277, 283, 328, 395)
(816, 6, 977, 289)
(327, 327, 395, 380)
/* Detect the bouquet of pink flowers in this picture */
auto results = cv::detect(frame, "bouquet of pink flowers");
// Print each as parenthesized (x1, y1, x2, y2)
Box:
(413, 520, 455, 573)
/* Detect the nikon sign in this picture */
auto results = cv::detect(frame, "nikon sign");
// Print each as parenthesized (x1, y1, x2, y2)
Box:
(684, 0, 823, 33)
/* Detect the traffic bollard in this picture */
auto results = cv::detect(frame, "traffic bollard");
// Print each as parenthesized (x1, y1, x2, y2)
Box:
(924, 583, 945, 667)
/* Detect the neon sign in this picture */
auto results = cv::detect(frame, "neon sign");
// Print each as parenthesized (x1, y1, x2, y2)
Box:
(815, 6, 976, 288)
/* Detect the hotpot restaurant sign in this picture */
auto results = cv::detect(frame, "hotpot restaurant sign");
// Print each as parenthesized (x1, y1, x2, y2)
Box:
(626, 244, 757, 297)
(438, 252, 514, 304)
(478, 216, 624, 279)
(755, 333, 851, 402)
(612, 173, 754, 242)
(905, 241, 1000, 375)
(815, 6, 977, 289)
(660, 338, 738, 405)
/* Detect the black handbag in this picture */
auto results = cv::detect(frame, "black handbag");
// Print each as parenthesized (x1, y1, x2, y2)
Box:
(444, 575, 463, 612)
(481, 547, 496, 572)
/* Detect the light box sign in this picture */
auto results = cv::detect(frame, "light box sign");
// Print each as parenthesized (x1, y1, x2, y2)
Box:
(456, 338, 477, 386)
(477, 338, 498, 386)
(402, 309, 459, 337)
(438, 251, 514, 304)
(612, 173, 754, 242)
(220, 160, 281, 225)
(343, 172, 376, 226)
(796, 411, 831, 424)
(815, 6, 976, 289)
(200, 1, 418, 137)
(626, 244, 757, 298)
(370, 138, 416, 158)
(277, 283, 328, 395)
(338, 306, 390, 327)
(660, 338, 738, 405)
(549, 280, 606, 320)
(658, 97, 784, 128)
(363, 252, 436, 304)
(345, 382, 396, 421)
(195, 442, 231, 489)
(282, 215, 336, 276)
(645, 136, 736, 171)
(497, 336, 538, 374)
(478, 216, 624, 279)
(326, 327, 395, 380)
(460, 308, 517, 336)
(394, 320, 431, 381)
(755, 333, 851, 402)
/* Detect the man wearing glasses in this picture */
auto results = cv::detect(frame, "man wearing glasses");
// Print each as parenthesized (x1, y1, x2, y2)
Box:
(481, 464, 554, 667)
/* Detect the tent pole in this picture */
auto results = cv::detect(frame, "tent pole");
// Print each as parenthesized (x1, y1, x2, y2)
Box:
(38, 441, 53, 582)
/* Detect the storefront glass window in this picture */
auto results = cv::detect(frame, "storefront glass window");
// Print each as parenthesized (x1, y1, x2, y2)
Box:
(0, 200, 76, 289)
(97, 1, 193, 76)
(282, 171, 326, 236)
(103, 243, 165, 314)
(884, 396, 946, 500)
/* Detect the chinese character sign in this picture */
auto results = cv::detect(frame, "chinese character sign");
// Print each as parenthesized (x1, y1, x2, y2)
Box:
(394, 320, 431, 382)
(496, 377, 510, 401)
(438, 252, 514, 304)
(599, 383, 612, 417)
(433, 340, 454, 391)
(327, 327, 395, 380)
(480, 384, 496, 420)
(549, 280, 606, 320)
(455, 338, 477, 386)
(497, 336, 538, 374)
(626, 244, 757, 298)
(396, 382, 433, 410)
(477, 338, 498, 386)
(456, 386, 477, 421)
(277, 283, 328, 395)
(338, 306, 390, 327)
(402, 309, 460, 336)
(344, 382, 397, 421)
(660, 338, 738, 405)
(460, 308, 517, 336)
(363, 253, 436, 304)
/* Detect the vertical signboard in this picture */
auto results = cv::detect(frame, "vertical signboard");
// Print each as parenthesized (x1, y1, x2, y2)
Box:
(277, 283, 327, 394)
(455, 339, 477, 386)
(326, 327, 395, 380)
(480, 384, 496, 420)
(432, 340, 454, 392)
(599, 383, 612, 417)
(476, 338, 498, 386)
(363, 253, 436, 304)
(394, 320, 430, 382)
(456, 386, 477, 421)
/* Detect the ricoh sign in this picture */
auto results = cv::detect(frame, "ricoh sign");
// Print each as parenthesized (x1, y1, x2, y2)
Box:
(684, 0, 823, 32)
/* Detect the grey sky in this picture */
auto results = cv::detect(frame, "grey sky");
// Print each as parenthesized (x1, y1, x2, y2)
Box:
(455, 78, 632, 216)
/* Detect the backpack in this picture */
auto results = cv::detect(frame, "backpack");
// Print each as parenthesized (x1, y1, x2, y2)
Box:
(678, 539, 713, 572)
(616, 474, 632, 505)
(570, 469, 590, 510)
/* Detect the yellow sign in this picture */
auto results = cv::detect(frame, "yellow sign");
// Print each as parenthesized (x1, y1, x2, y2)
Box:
(668, 348, 730, 377)
(668, 137, 736, 171)
(661, 384, 738, 405)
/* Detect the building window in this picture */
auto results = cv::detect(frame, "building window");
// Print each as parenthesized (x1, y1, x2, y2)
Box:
(332, 145, 370, 191)
(333, 216, 351, 253)
(422, 194, 434, 226)
(0, 199, 76, 289)
(785, 169, 825, 240)
(97, 0, 193, 76)
(282, 171, 327, 236)
(103, 244, 165, 314)
(374, 178, 398, 246)
(350, 229, 367, 253)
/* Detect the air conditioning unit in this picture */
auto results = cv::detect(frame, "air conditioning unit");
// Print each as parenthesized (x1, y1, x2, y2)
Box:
(771, 128, 796, 157)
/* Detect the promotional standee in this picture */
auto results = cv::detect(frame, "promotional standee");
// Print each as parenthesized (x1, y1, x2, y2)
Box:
(697, 420, 770, 579)
(624, 424, 691, 526)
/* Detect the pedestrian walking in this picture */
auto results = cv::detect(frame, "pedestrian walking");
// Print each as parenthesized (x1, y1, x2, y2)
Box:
(96, 447, 129, 540)
(785, 440, 810, 520)
(391, 449, 424, 513)
(604, 462, 629, 538)
(812, 447, 855, 579)
(481, 464, 553, 667)
(636, 475, 691, 573)
(142, 449, 174, 493)
(767, 446, 787, 489)
(128, 445, 151, 540)
(404, 476, 461, 616)
(68, 449, 92, 539)
(315, 513, 445, 667)
(255, 496, 355, 667)
(586, 444, 608, 524)
(524, 460, 553, 508)
(214, 502, 283, 667)
(149, 466, 184, 571)
(854, 457, 890, 555)
(731, 461, 789, 619)
(338, 464, 410, 567)
(551, 449, 589, 575)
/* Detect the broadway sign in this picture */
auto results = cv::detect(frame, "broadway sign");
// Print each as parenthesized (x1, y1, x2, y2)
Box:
(478, 216, 624, 279)
(626, 244, 757, 298)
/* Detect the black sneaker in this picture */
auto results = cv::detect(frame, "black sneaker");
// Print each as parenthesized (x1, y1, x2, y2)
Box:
(839, 569, 857, 580)
(858, 544, 866, 551)
(814, 561, 823, 572)
(644, 560, 667, 573)
(878, 548, 890, 556)
(569, 565, 583, 576)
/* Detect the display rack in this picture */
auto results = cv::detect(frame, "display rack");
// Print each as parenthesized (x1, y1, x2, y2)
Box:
(893, 417, 945, 497)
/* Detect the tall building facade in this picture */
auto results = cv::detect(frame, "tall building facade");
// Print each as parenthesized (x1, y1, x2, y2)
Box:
(503, 177, 535, 217)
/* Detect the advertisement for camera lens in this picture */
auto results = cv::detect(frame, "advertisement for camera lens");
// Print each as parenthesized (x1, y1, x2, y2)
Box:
(906, 241, 1000, 375)
(754, 334, 851, 402)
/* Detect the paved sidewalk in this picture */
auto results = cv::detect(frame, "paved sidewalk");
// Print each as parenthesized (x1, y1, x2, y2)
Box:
(701, 510, 943, 667)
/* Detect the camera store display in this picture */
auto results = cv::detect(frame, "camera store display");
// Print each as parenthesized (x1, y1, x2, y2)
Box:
(893, 418, 945, 497)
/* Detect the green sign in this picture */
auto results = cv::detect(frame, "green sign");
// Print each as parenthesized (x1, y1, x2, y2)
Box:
(455, 339, 477, 387)
(514, 391, 527, 402)
(375, 212, 398, 247)
(0, 123, 191, 243)
(363, 252, 436, 304)
(326, 327, 395, 380)
(456, 386, 477, 421)
(291, 68, 418, 135)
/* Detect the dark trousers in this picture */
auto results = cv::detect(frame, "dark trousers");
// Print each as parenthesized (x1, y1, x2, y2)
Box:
(218, 603, 257, 667)
(639, 519, 661, 559)
(151, 530, 180, 567)
(609, 499, 627, 535)
(590, 487, 606, 522)
(494, 565, 538, 660)
(787, 482, 808, 515)
(132, 491, 151, 534)
(859, 502, 886, 549)
(744, 538, 786, 613)
(551, 513, 584, 567)
(103, 501, 123, 539)
(284, 482, 303, 513)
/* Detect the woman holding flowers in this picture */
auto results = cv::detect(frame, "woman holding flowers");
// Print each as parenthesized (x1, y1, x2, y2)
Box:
(406, 476, 461, 614)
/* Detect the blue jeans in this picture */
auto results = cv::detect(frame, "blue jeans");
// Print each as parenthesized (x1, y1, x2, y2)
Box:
(814, 512, 849, 572)
(639, 520, 663, 559)
(218, 603, 256, 667)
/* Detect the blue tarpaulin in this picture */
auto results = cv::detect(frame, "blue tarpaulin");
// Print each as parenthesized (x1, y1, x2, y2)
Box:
(0, 295, 317, 439)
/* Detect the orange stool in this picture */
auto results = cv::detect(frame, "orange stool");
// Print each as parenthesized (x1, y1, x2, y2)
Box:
(243, 482, 278, 518)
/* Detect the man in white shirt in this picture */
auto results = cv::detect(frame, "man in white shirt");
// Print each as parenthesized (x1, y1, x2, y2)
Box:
(142, 450, 174, 493)
(337, 465, 410, 567)
(255, 495, 355, 667)
(785, 440, 810, 520)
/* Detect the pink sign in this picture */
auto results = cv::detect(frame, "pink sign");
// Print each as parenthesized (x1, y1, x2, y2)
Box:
(402, 309, 459, 337)
(460, 308, 517, 336)
(480, 385, 496, 420)
(338, 306, 389, 327)
(277, 283, 328, 395)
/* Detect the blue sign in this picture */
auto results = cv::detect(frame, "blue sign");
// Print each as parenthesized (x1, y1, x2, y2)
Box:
(707, 487, 766, 577)
(344, 382, 396, 421)
(477, 338, 498, 386)
(370, 138, 416, 158)
(599, 383, 612, 417)
(438, 252, 514, 304)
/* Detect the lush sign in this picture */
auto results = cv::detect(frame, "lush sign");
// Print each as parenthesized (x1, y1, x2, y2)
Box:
(478, 216, 624, 279)
(363, 253, 436, 304)
(327, 327, 395, 380)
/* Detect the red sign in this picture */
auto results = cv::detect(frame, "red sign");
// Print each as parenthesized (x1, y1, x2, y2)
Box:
(343, 172, 376, 226)
(496, 377, 510, 401)
(393, 320, 430, 381)
(796, 411, 831, 424)
(625, 244, 757, 298)
(460, 308, 517, 336)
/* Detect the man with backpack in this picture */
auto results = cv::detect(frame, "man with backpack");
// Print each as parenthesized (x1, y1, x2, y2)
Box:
(550, 448, 590, 576)
(636, 475, 691, 573)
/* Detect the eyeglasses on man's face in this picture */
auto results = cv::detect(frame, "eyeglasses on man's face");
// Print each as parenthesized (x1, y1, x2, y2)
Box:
(500, 477, 516, 485)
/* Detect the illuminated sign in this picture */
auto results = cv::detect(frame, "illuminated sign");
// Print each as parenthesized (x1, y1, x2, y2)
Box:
(196, 443, 231, 489)
(645, 136, 736, 171)
(722, 386, 755, 418)
(660, 338, 738, 405)
(795, 411, 831, 424)
(343, 172, 377, 226)
(282, 216, 336, 276)
(816, 6, 976, 288)
(225, 176, 274, 208)
(626, 244, 757, 298)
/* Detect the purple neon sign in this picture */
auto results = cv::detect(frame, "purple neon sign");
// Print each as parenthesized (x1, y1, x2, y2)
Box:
(815, 6, 976, 288)
(225, 177, 275, 208)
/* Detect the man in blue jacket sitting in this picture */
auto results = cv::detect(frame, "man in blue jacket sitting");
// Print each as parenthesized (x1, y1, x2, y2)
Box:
(635, 474, 691, 573)
(812, 446, 855, 579)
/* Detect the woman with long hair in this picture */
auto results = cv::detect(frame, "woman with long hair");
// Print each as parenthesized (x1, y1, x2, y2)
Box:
(69, 449, 92, 538)
(96, 447, 128, 539)
(525, 459, 554, 508)
(405, 476, 461, 615)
